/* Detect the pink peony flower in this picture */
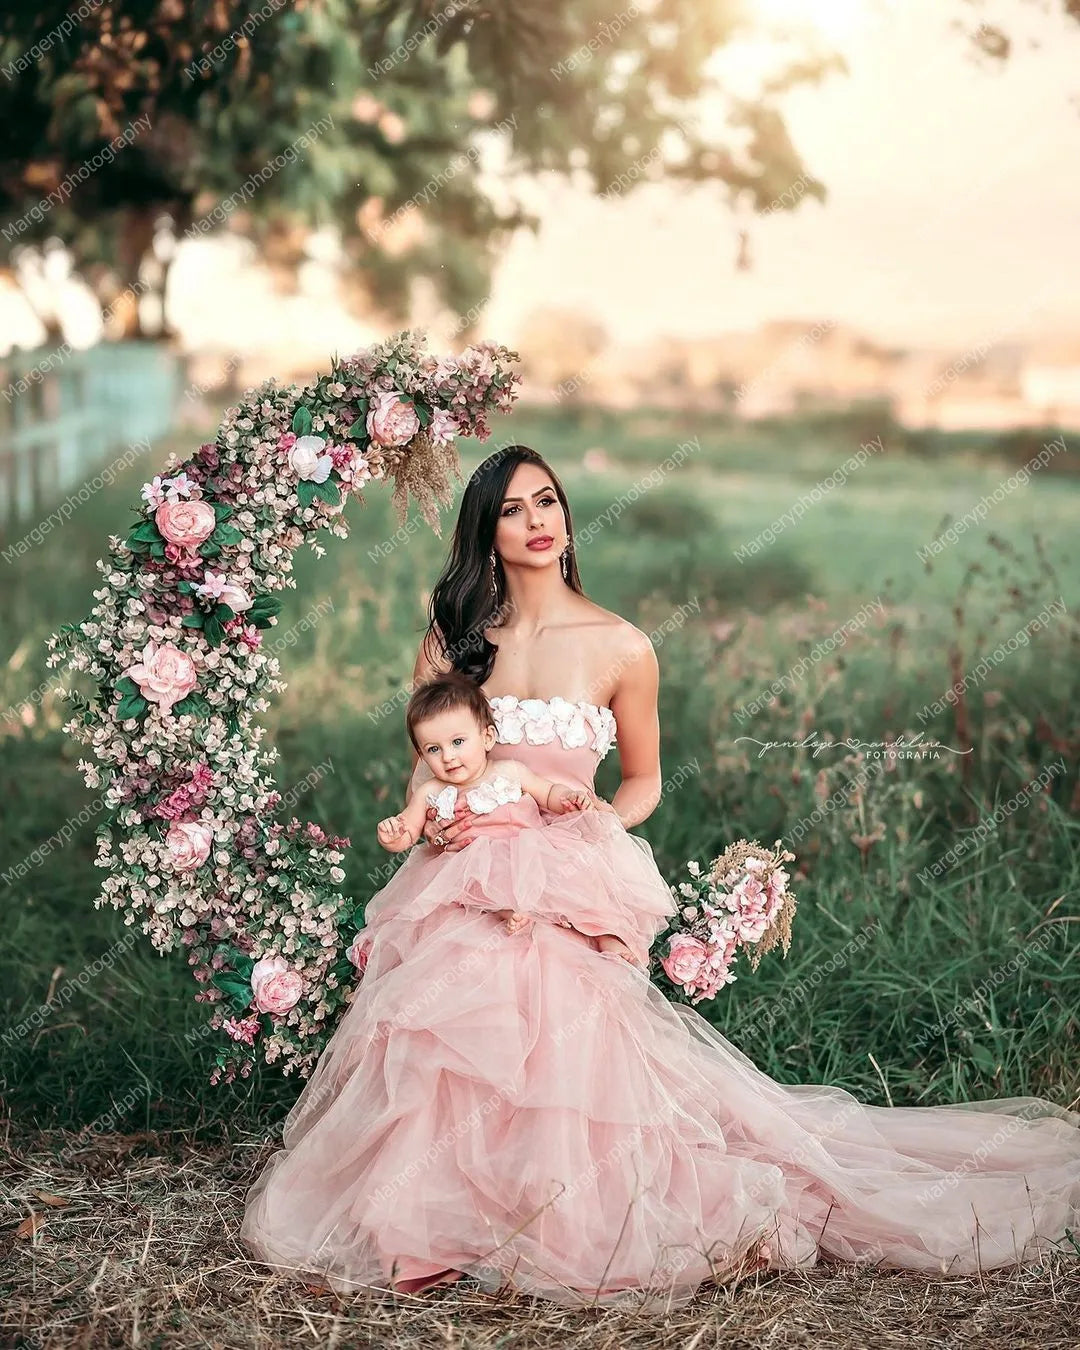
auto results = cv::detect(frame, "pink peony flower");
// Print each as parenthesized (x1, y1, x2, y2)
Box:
(164, 820, 214, 870)
(124, 641, 198, 715)
(661, 933, 709, 987)
(155, 499, 217, 548)
(366, 390, 420, 447)
(347, 930, 372, 975)
(250, 955, 304, 1015)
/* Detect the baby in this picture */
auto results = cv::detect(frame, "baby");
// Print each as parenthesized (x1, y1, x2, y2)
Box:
(376, 674, 595, 934)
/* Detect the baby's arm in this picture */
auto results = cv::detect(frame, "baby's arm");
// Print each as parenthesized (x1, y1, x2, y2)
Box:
(376, 784, 437, 852)
(504, 760, 595, 815)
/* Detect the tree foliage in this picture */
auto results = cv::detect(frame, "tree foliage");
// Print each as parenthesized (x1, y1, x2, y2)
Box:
(3, 0, 1067, 338)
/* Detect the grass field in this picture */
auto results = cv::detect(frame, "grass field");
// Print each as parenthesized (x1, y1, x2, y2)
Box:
(2, 402, 1079, 1345)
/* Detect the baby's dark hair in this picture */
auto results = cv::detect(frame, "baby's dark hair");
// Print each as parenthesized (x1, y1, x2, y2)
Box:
(406, 673, 496, 756)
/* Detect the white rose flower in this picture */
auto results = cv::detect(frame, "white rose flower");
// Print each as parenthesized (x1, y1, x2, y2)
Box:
(288, 435, 334, 482)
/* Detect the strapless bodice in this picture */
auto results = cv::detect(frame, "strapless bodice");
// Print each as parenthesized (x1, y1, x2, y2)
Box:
(484, 694, 617, 760)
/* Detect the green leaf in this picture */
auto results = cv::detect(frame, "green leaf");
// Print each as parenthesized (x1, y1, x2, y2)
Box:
(213, 503, 233, 521)
(226, 948, 255, 979)
(177, 580, 193, 595)
(312, 478, 340, 506)
(211, 970, 253, 1011)
(296, 479, 317, 509)
(346, 417, 368, 439)
(214, 523, 243, 546)
(215, 603, 236, 624)
(128, 520, 160, 543)
(204, 613, 225, 647)
(413, 402, 431, 428)
(172, 692, 211, 716)
(248, 595, 282, 622)
(149, 541, 166, 559)
(292, 405, 313, 435)
(200, 540, 221, 558)
(116, 693, 148, 719)
(330, 956, 355, 983)
(115, 676, 139, 697)
(181, 612, 204, 629)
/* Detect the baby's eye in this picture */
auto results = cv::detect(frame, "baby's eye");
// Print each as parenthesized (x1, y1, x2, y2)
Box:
(452, 737, 464, 745)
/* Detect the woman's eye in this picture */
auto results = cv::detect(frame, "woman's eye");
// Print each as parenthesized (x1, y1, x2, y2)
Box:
(503, 496, 555, 516)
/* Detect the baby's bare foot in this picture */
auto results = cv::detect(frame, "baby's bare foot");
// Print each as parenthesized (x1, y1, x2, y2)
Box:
(494, 908, 531, 934)
(596, 933, 636, 964)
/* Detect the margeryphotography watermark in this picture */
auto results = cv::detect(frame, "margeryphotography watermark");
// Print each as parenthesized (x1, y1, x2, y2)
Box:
(2, 113, 151, 242)
(916, 595, 1068, 723)
(734, 598, 886, 723)
(915, 435, 1068, 563)
(915, 758, 1067, 883)
(183, 0, 290, 79)
(733, 432, 884, 560)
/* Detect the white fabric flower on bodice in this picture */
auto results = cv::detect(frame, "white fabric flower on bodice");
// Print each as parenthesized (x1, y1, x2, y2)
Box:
(427, 773, 522, 822)
(488, 695, 617, 759)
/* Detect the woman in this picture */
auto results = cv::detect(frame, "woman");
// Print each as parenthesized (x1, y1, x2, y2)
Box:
(239, 445, 1080, 1312)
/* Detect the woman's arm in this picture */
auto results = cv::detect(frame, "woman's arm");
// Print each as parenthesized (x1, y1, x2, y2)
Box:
(606, 631, 664, 829)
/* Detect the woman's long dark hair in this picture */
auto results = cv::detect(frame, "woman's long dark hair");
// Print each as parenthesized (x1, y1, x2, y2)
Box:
(424, 445, 585, 685)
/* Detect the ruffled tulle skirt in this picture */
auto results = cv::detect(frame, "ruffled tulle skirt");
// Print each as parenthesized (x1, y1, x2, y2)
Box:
(239, 809, 1080, 1312)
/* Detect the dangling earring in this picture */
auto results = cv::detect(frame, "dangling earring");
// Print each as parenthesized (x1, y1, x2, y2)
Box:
(561, 544, 571, 580)
(489, 549, 498, 598)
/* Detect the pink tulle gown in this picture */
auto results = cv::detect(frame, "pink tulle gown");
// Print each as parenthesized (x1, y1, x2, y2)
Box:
(239, 694, 1080, 1312)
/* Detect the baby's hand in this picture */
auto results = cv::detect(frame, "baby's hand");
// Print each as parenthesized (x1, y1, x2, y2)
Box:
(377, 814, 412, 852)
(548, 786, 596, 814)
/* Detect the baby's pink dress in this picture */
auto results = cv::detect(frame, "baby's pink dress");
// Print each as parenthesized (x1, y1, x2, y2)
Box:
(239, 694, 1080, 1312)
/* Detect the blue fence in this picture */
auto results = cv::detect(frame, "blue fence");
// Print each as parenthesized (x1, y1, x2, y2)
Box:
(0, 341, 185, 539)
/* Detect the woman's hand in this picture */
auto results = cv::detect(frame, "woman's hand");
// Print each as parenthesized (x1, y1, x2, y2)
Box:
(420, 797, 478, 853)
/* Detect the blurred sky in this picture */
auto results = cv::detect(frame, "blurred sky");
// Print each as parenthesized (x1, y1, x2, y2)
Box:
(485, 0, 1080, 352)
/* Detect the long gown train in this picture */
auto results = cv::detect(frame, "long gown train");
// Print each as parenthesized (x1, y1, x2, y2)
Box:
(239, 698, 1080, 1312)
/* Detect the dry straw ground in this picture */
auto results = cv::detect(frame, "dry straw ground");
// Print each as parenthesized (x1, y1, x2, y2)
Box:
(3, 1122, 1077, 1350)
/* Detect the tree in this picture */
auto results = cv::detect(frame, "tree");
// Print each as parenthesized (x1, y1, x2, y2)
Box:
(4, 0, 1058, 341)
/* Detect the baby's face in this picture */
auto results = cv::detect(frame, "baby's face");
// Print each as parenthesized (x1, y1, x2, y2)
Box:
(415, 709, 496, 784)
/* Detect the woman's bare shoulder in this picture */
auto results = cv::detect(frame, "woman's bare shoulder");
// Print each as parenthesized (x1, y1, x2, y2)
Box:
(577, 599, 650, 652)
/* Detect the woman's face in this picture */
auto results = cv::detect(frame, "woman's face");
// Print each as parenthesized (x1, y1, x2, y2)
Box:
(492, 462, 568, 569)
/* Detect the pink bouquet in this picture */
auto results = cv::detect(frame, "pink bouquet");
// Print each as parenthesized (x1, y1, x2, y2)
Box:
(655, 839, 797, 1005)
